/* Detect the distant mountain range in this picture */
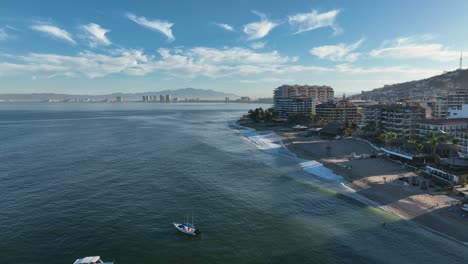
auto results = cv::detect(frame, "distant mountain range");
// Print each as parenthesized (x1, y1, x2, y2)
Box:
(0, 88, 240, 101)
(352, 69, 468, 101)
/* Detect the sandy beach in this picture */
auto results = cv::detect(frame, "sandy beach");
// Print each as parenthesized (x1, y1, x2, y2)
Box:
(238, 118, 468, 243)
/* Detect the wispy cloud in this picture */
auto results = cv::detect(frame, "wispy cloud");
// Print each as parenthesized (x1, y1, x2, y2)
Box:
(250, 42, 266, 50)
(0, 44, 444, 84)
(126, 13, 175, 42)
(31, 24, 76, 44)
(0, 28, 8, 41)
(80, 23, 111, 47)
(215, 23, 234, 32)
(243, 11, 278, 41)
(310, 39, 364, 62)
(288, 9, 341, 35)
(370, 35, 462, 62)
(0, 46, 297, 79)
(0, 49, 149, 78)
(240, 77, 296, 83)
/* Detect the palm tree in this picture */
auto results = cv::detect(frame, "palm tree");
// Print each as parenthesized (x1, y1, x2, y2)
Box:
(449, 137, 460, 167)
(416, 143, 424, 153)
(380, 132, 390, 147)
(426, 131, 439, 158)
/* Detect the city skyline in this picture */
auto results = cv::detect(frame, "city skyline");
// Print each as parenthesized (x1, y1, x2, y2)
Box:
(1, 0, 468, 97)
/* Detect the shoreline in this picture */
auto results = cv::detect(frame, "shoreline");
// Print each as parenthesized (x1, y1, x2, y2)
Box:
(236, 117, 468, 245)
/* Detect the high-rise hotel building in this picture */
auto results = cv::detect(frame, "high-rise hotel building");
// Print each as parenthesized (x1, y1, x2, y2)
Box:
(273, 85, 334, 118)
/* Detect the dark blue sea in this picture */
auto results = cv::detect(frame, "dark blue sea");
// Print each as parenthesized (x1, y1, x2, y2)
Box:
(0, 103, 467, 264)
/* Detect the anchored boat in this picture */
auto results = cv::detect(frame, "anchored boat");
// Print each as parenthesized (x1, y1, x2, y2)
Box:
(73, 256, 113, 264)
(173, 215, 201, 235)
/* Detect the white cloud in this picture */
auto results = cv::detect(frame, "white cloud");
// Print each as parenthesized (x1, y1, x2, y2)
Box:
(0, 45, 444, 86)
(370, 36, 462, 62)
(0, 47, 296, 79)
(250, 42, 266, 49)
(310, 39, 364, 62)
(288, 9, 341, 35)
(216, 23, 234, 32)
(240, 77, 296, 83)
(126, 13, 175, 42)
(243, 11, 278, 40)
(31, 24, 76, 44)
(2, 49, 147, 78)
(81, 23, 111, 47)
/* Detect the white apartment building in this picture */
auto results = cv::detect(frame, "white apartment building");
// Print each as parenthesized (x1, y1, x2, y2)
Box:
(447, 104, 468, 118)
(273, 85, 334, 118)
(433, 90, 468, 118)
(274, 85, 334, 103)
(416, 118, 468, 158)
(274, 97, 317, 118)
(361, 105, 426, 137)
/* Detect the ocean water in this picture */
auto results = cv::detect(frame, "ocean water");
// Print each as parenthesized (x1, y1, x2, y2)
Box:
(0, 103, 467, 264)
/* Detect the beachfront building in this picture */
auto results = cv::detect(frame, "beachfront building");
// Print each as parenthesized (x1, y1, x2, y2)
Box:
(416, 118, 468, 158)
(273, 97, 317, 118)
(361, 104, 426, 137)
(240, 96, 251, 102)
(165, 94, 171, 103)
(159, 95, 165, 102)
(273, 84, 334, 118)
(315, 100, 359, 123)
(447, 104, 468, 119)
(274, 84, 334, 103)
(432, 89, 468, 118)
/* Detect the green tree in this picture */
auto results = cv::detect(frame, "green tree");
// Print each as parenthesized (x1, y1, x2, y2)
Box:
(416, 143, 424, 153)
(426, 131, 439, 157)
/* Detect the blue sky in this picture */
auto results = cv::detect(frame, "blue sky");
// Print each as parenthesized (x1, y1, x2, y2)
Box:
(1, 0, 468, 97)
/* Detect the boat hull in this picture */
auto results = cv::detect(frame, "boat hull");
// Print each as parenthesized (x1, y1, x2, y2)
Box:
(173, 223, 200, 235)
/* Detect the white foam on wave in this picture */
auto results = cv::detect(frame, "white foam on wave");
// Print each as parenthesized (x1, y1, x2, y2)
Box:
(298, 159, 343, 182)
(237, 125, 342, 182)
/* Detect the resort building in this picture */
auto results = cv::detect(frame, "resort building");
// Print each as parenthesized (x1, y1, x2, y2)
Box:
(160, 95, 165, 102)
(273, 84, 334, 118)
(273, 97, 317, 118)
(315, 100, 359, 123)
(273, 85, 334, 103)
(416, 118, 468, 158)
(240, 96, 251, 102)
(165, 94, 171, 103)
(447, 104, 468, 119)
(361, 104, 426, 137)
(432, 89, 468, 118)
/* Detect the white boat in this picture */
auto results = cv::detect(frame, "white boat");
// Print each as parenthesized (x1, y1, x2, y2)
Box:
(173, 215, 200, 235)
(462, 204, 468, 212)
(73, 256, 113, 264)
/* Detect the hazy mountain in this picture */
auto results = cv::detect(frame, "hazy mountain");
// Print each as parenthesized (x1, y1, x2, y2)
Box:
(0, 88, 239, 101)
(352, 69, 468, 101)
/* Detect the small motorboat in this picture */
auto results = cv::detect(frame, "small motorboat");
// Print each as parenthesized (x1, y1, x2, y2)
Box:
(73, 256, 113, 264)
(462, 204, 468, 212)
(173, 215, 200, 235)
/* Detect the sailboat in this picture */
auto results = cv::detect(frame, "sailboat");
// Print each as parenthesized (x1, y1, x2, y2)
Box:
(73, 256, 113, 264)
(173, 215, 201, 235)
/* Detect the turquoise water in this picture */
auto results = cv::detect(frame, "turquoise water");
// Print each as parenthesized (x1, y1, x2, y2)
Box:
(0, 103, 467, 264)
